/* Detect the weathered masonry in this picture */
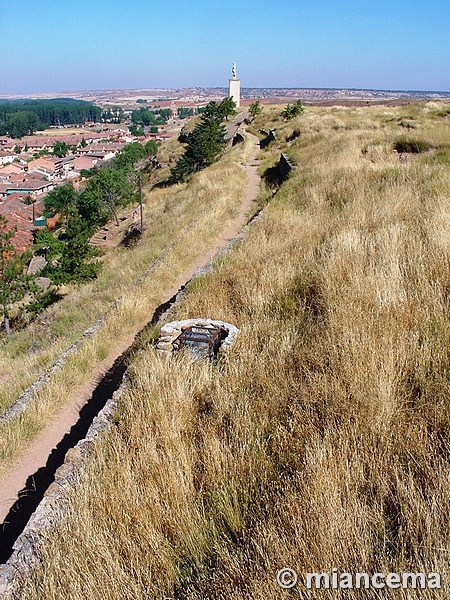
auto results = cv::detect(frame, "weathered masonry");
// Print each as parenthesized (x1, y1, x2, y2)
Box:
(156, 319, 239, 358)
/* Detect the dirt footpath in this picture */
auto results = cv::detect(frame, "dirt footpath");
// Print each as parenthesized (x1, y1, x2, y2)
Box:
(0, 133, 261, 525)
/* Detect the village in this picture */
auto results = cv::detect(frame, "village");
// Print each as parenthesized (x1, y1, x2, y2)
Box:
(0, 120, 175, 252)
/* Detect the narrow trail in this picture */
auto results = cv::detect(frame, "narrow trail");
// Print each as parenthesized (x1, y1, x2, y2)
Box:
(0, 132, 261, 556)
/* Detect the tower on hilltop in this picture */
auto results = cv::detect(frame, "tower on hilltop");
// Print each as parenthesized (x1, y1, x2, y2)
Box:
(228, 62, 240, 108)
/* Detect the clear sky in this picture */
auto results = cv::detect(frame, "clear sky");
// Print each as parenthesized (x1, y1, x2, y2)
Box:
(1, 0, 449, 95)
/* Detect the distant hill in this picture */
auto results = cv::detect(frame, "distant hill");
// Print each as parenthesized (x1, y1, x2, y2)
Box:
(2, 87, 450, 106)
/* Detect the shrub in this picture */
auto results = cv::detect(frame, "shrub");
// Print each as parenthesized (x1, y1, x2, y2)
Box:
(281, 100, 304, 120)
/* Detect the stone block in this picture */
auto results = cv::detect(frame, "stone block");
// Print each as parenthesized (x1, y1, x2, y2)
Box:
(35, 277, 51, 291)
(156, 341, 173, 351)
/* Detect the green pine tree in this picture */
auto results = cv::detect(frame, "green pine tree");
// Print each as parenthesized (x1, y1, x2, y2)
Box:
(281, 99, 304, 120)
(248, 98, 263, 119)
(169, 99, 230, 183)
(46, 209, 100, 284)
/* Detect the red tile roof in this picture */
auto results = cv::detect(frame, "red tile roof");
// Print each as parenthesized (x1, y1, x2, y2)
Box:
(0, 196, 44, 252)
(0, 163, 23, 175)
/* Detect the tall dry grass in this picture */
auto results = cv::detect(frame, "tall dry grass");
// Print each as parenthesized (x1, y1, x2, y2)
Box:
(18, 102, 450, 598)
(0, 135, 253, 478)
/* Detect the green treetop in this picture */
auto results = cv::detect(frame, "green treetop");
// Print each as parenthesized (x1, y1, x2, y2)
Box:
(44, 209, 100, 285)
(248, 99, 263, 119)
(53, 141, 69, 157)
(281, 100, 304, 120)
(169, 98, 233, 183)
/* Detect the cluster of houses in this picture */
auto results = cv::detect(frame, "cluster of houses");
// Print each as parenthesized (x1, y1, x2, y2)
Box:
(0, 127, 172, 252)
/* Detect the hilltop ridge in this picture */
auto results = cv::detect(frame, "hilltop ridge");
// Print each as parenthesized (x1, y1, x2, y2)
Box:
(2, 86, 450, 107)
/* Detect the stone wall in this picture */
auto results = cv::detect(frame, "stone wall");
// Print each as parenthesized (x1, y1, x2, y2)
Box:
(232, 132, 244, 146)
(278, 152, 295, 181)
(259, 129, 277, 149)
(0, 380, 129, 598)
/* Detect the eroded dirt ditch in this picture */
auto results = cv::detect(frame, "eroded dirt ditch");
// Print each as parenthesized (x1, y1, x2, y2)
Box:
(0, 286, 185, 564)
(0, 350, 129, 564)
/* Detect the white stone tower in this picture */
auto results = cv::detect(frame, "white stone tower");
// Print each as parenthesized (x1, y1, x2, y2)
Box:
(228, 62, 241, 107)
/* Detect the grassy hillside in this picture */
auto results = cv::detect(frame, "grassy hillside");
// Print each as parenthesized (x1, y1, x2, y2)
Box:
(0, 133, 255, 479)
(18, 102, 450, 598)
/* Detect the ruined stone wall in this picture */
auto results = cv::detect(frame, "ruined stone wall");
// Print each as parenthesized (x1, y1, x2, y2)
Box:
(259, 129, 277, 149)
(278, 152, 295, 181)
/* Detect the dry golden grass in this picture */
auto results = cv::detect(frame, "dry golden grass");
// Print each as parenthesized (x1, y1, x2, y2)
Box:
(17, 102, 450, 598)
(25, 127, 93, 137)
(0, 135, 252, 479)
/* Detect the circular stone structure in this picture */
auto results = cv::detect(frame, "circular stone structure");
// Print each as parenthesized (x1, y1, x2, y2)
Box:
(156, 319, 239, 358)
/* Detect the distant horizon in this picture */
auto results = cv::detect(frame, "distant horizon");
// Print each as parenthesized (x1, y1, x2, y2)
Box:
(1, 85, 450, 100)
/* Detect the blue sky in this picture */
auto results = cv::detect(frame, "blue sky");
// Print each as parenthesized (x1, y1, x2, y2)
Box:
(1, 0, 449, 94)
